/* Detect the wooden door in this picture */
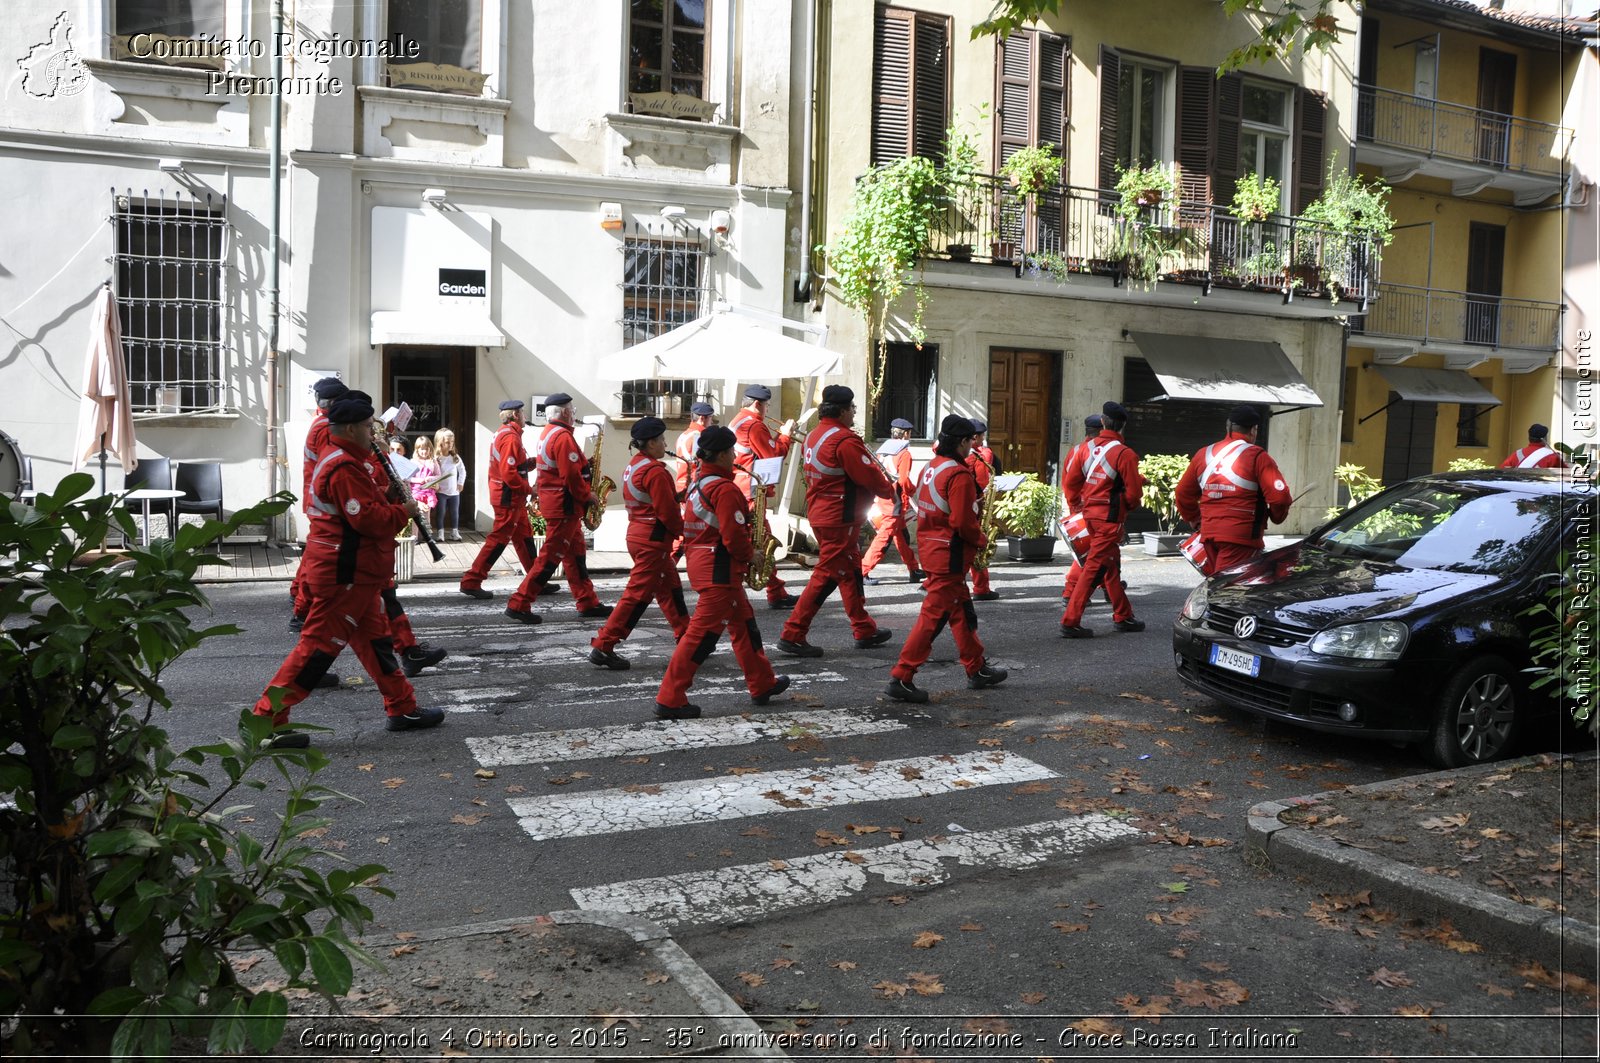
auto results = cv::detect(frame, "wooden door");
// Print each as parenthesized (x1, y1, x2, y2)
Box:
(1382, 392, 1437, 486)
(987, 348, 1060, 478)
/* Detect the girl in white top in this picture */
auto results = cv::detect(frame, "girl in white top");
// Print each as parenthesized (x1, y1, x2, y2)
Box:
(433, 428, 468, 540)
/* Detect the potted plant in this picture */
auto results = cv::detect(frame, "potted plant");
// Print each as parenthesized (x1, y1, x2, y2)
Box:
(1138, 453, 1190, 555)
(1230, 173, 1283, 284)
(1114, 161, 1182, 220)
(1298, 165, 1395, 301)
(1000, 143, 1063, 197)
(993, 473, 1059, 562)
(939, 117, 982, 260)
(1230, 172, 1281, 224)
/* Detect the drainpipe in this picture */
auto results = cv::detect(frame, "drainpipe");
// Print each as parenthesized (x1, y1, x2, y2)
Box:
(264, 0, 284, 541)
(794, 0, 817, 302)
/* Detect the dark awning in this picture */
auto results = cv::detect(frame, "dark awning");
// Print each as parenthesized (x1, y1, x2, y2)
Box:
(1370, 365, 1503, 406)
(1128, 332, 1323, 407)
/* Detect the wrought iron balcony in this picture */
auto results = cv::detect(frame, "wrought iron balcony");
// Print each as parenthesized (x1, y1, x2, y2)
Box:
(1352, 283, 1562, 354)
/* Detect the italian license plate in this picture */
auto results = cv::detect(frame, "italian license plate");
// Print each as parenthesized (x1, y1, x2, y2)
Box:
(1210, 644, 1261, 678)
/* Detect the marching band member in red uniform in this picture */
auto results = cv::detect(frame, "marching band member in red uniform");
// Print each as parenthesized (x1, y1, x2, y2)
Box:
(1060, 402, 1145, 638)
(884, 415, 1008, 704)
(674, 401, 717, 499)
(290, 376, 347, 632)
(460, 399, 539, 599)
(656, 426, 790, 720)
(1500, 423, 1567, 469)
(776, 385, 895, 657)
(729, 384, 798, 609)
(965, 419, 1001, 601)
(1175, 405, 1294, 576)
(506, 393, 611, 622)
(1061, 414, 1111, 604)
(861, 417, 924, 584)
(589, 416, 691, 669)
(253, 392, 445, 746)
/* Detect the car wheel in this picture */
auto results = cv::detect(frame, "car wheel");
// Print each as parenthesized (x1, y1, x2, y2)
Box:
(1425, 656, 1520, 768)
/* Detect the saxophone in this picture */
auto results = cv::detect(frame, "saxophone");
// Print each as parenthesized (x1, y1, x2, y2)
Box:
(973, 453, 1000, 570)
(745, 472, 778, 590)
(583, 425, 617, 531)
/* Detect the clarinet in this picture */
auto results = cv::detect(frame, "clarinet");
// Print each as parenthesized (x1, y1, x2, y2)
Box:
(371, 426, 446, 563)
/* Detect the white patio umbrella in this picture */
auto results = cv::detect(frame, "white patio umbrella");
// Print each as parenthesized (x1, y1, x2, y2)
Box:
(596, 303, 840, 381)
(73, 284, 138, 491)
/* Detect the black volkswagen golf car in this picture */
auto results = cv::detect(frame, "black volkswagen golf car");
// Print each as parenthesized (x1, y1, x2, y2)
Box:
(1172, 469, 1587, 767)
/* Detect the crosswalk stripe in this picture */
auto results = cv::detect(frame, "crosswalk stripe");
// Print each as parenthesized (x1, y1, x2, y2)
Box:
(466, 708, 909, 767)
(570, 814, 1145, 928)
(506, 752, 1055, 841)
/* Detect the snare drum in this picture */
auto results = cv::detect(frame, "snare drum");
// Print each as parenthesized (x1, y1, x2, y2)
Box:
(0, 429, 28, 496)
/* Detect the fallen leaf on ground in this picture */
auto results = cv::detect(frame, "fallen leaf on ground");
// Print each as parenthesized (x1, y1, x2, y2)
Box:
(1369, 966, 1415, 989)
(771, 957, 796, 970)
(381, 777, 405, 789)
(1420, 813, 1470, 832)
(472, 768, 496, 779)
(911, 931, 943, 949)
(873, 980, 909, 998)
(391, 944, 418, 957)
(737, 971, 766, 988)
(356, 763, 374, 772)
(1318, 994, 1360, 1014)
(830, 960, 858, 971)
(643, 971, 670, 985)
(959, 922, 984, 932)
(449, 813, 485, 825)
(1393, 1003, 1434, 1017)
(907, 971, 945, 996)
(1020, 991, 1046, 1004)
(1479, 982, 1514, 999)
(1052, 922, 1089, 934)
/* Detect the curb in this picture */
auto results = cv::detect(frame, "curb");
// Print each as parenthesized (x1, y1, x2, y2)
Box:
(1246, 752, 1600, 971)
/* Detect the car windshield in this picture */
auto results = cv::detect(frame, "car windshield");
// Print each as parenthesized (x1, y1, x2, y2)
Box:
(1312, 482, 1560, 574)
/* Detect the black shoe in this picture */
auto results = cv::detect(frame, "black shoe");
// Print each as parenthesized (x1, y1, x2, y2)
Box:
(861, 575, 881, 586)
(1114, 618, 1146, 633)
(1060, 624, 1094, 639)
(973, 591, 1000, 602)
(580, 603, 613, 618)
(968, 664, 1008, 689)
(655, 702, 702, 720)
(884, 677, 929, 704)
(908, 569, 927, 581)
(288, 614, 304, 633)
(316, 672, 342, 689)
(264, 731, 311, 750)
(402, 646, 447, 678)
(588, 647, 631, 671)
(385, 707, 445, 732)
(460, 586, 494, 600)
(752, 675, 790, 705)
(776, 638, 824, 658)
(855, 629, 893, 650)
(505, 607, 542, 625)
(544, 584, 565, 596)
(768, 595, 798, 610)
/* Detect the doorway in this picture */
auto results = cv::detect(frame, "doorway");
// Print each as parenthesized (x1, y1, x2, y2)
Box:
(1466, 222, 1506, 346)
(382, 346, 478, 517)
(987, 348, 1062, 480)
(1381, 392, 1437, 485)
(1476, 47, 1517, 167)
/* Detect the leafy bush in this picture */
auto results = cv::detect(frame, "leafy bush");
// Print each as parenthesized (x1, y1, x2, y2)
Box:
(1524, 447, 1599, 735)
(1324, 463, 1384, 520)
(1231, 172, 1281, 223)
(1, 475, 391, 1057)
(992, 474, 1058, 539)
(1446, 457, 1491, 471)
(1138, 454, 1191, 534)
(1000, 143, 1063, 197)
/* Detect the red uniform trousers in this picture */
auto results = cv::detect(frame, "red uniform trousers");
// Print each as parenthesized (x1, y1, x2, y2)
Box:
(509, 516, 600, 612)
(967, 562, 991, 594)
(461, 500, 537, 590)
(658, 585, 777, 706)
(1061, 556, 1110, 601)
(861, 511, 918, 574)
(1060, 520, 1134, 626)
(254, 580, 418, 724)
(891, 572, 986, 682)
(781, 523, 879, 642)
(380, 583, 417, 653)
(593, 535, 690, 652)
(1202, 540, 1260, 576)
(762, 571, 789, 602)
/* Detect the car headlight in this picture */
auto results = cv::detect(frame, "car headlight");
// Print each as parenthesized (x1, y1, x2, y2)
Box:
(1309, 621, 1409, 660)
(1181, 582, 1209, 621)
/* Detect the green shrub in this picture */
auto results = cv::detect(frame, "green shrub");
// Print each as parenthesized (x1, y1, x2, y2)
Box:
(1138, 454, 1191, 534)
(992, 474, 1058, 539)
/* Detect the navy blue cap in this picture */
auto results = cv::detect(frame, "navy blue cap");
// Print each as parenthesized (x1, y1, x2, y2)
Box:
(939, 414, 978, 439)
(969, 418, 987, 434)
(1084, 414, 1103, 432)
(630, 416, 667, 442)
(543, 392, 573, 408)
(697, 425, 737, 456)
(1228, 405, 1262, 429)
(690, 401, 716, 417)
(499, 399, 524, 412)
(313, 376, 348, 401)
(744, 384, 773, 402)
(822, 384, 854, 405)
(890, 418, 914, 431)
(1102, 401, 1128, 423)
(1529, 423, 1549, 440)
(327, 391, 375, 424)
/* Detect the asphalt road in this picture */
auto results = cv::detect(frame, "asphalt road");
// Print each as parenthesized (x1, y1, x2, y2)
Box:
(159, 553, 1594, 1060)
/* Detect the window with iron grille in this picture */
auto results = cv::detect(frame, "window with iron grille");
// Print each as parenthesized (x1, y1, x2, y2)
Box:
(113, 191, 231, 415)
(618, 235, 711, 417)
(871, 342, 939, 439)
(1456, 402, 1488, 447)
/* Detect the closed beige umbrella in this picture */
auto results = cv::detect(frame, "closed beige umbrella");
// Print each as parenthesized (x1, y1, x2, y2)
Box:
(73, 284, 137, 490)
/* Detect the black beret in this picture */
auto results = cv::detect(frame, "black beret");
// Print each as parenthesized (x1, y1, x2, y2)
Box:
(690, 401, 716, 416)
(1529, 423, 1549, 439)
(744, 384, 773, 402)
(1228, 405, 1262, 429)
(821, 384, 854, 405)
(498, 399, 524, 411)
(313, 376, 348, 400)
(969, 418, 987, 433)
(939, 414, 978, 439)
(630, 416, 667, 443)
(890, 418, 914, 431)
(327, 393, 375, 424)
(697, 425, 737, 455)
(1102, 401, 1128, 423)
(543, 392, 573, 408)
(1084, 414, 1103, 431)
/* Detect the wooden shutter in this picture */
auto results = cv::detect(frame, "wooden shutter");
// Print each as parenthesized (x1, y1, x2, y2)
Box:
(1038, 34, 1069, 163)
(995, 31, 1033, 169)
(1213, 73, 1243, 207)
(1175, 66, 1215, 209)
(912, 15, 950, 160)
(1098, 46, 1121, 191)
(1293, 87, 1328, 212)
(872, 7, 913, 164)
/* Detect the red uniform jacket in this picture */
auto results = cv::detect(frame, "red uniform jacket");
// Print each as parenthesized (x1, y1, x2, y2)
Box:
(622, 452, 683, 544)
(1500, 444, 1566, 469)
(730, 407, 792, 498)
(303, 437, 409, 585)
(1063, 429, 1143, 524)
(914, 455, 985, 575)
(301, 411, 331, 513)
(1174, 432, 1293, 548)
(801, 418, 894, 528)
(966, 445, 997, 488)
(673, 425, 705, 498)
(683, 470, 753, 587)
(487, 422, 531, 508)
(1060, 438, 1095, 514)
(533, 422, 594, 520)
(874, 446, 915, 518)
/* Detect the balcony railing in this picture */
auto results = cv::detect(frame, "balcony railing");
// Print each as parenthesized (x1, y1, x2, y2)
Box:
(924, 175, 1381, 305)
(1355, 85, 1570, 177)
(1352, 283, 1562, 351)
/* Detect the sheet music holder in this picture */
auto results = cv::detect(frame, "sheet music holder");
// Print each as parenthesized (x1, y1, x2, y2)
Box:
(992, 473, 1027, 491)
(875, 439, 910, 457)
(751, 457, 784, 486)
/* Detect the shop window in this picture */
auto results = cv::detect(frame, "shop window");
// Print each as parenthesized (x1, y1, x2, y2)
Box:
(872, 343, 939, 439)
